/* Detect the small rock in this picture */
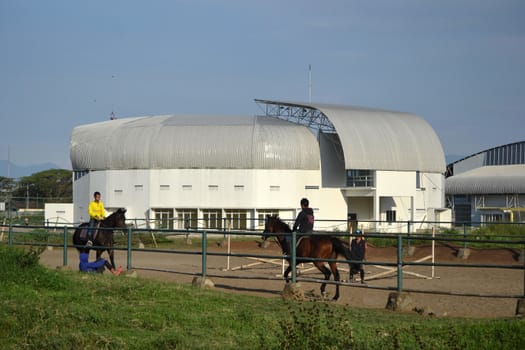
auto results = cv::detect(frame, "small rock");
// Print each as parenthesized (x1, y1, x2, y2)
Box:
(125, 270, 138, 278)
(192, 276, 215, 289)
(281, 283, 305, 301)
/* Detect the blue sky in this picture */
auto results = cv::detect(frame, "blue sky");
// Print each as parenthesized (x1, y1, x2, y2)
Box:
(1, 0, 524, 170)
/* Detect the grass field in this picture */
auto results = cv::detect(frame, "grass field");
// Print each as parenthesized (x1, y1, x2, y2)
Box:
(1, 245, 525, 349)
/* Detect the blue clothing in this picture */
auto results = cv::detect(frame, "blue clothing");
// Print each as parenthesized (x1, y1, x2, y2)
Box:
(79, 252, 109, 273)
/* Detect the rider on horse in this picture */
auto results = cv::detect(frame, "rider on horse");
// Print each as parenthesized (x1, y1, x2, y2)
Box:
(287, 198, 315, 252)
(87, 191, 105, 247)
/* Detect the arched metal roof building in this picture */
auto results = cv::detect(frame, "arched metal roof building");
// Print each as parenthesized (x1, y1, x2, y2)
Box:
(255, 100, 445, 173)
(70, 115, 320, 171)
(445, 141, 525, 194)
(69, 100, 448, 231)
(445, 141, 525, 224)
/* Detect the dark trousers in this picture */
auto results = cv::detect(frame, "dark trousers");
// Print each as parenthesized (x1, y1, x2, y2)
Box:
(87, 219, 99, 240)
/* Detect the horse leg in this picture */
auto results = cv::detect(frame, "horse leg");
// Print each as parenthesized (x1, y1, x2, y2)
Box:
(329, 262, 340, 301)
(108, 247, 116, 270)
(283, 265, 292, 283)
(314, 262, 331, 298)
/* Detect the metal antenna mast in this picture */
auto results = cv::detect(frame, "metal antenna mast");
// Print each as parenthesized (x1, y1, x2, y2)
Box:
(308, 64, 312, 103)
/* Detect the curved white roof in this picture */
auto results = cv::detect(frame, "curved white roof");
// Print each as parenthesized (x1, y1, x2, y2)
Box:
(446, 165, 525, 194)
(255, 100, 445, 173)
(70, 115, 320, 170)
(308, 103, 445, 172)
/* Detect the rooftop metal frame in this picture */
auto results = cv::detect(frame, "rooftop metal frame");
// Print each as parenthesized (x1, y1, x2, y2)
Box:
(254, 99, 336, 133)
(254, 99, 345, 163)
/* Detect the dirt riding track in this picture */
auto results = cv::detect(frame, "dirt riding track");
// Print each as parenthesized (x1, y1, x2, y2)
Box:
(39, 240, 524, 319)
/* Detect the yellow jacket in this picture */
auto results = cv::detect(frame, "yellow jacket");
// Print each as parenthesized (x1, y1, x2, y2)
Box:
(88, 200, 105, 220)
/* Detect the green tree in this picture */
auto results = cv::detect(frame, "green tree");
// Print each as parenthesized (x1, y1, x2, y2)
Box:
(0, 176, 16, 193)
(13, 169, 72, 203)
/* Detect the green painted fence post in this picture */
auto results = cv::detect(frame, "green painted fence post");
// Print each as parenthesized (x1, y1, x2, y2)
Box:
(407, 221, 411, 250)
(8, 224, 13, 245)
(463, 224, 467, 249)
(397, 234, 403, 292)
(202, 231, 207, 279)
(127, 227, 132, 271)
(291, 231, 297, 283)
(63, 226, 68, 266)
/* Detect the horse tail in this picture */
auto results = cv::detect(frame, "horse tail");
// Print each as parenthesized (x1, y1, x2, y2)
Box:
(331, 237, 353, 262)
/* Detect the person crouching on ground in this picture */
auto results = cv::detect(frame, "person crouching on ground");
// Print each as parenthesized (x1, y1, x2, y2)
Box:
(79, 250, 123, 276)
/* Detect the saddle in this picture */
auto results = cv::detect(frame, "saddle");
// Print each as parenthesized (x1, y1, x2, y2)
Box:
(80, 222, 101, 242)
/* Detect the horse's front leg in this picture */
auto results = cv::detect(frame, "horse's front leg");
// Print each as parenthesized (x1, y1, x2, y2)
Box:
(108, 247, 116, 270)
(283, 265, 292, 283)
(315, 263, 331, 298)
(330, 263, 340, 301)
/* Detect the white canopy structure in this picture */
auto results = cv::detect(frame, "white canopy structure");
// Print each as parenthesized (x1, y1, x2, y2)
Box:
(70, 115, 320, 171)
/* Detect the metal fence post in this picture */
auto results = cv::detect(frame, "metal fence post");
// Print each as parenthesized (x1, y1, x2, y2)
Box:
(463, 224, 467, 249)
(291, 231, 297, 283)
(397, 234, 403, 292)
(202, 231, 207, 279)
(127, 227, 132, 271)
(63, 226, 68, 266)
(407, 221, 411, 250)
(8, 224, 13, 245)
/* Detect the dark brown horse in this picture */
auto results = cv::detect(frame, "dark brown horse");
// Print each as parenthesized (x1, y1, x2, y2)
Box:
(73, 208, 127, 269)
(262, 215, 352, 300)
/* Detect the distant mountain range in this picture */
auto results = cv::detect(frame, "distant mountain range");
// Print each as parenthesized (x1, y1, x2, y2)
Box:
(0, 160, 63, 179)
(1, 155, 466, 179)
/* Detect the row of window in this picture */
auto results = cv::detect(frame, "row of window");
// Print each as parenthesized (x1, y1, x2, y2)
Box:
(153, 208, 281, 231)
(113, 184, 320, 193)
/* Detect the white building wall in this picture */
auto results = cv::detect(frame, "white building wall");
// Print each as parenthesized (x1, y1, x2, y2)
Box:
(373, 170, 447, 232)
(73, 169, 348, 231)
(44, 203, 74, 227)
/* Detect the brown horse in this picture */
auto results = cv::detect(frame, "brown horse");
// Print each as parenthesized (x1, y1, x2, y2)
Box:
(262, 215, 352, 300)
(73, 208, 127, 269)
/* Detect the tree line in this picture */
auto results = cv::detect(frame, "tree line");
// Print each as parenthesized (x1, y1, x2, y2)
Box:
(0, 169, 72, 210)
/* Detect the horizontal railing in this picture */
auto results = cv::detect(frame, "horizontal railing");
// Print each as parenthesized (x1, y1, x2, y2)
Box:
(1, 223, 524, 298)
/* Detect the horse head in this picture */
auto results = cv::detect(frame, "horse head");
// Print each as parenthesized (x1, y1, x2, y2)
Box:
(104, 208, 128, 229)
(262, 215, 291, 243)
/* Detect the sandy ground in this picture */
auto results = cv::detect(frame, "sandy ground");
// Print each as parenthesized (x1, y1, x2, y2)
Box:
(38, 240, 525, 319)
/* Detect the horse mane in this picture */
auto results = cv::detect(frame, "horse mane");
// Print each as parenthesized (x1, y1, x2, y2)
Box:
(268, 215, 292, 233)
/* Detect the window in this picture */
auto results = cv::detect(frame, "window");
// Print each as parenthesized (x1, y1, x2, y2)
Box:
(176, 209, 198, 229)
(346, 169, 374, 187)
(134, 185, 143, 191)
(160, 185, 170, 191)
(270, 185, 280, 191)
(386, 210, 396, 223)
(305, 185, 319, 190)
(224, 209, 248, 230)
(234, 185, 244, 191)
(257, 209, 280, 228)
(202, 209, 222, 230)
(154, 209, 174, 229)
(182, 185, 192, 191)
(208, 185, 219, 191)
(74, 170, 90, 181)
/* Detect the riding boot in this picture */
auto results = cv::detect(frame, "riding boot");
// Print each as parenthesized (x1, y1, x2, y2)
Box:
(360, 270, 365, 284)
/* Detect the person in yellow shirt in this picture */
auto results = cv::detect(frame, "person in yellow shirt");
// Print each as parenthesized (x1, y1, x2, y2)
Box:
(87, 191, 105, 246)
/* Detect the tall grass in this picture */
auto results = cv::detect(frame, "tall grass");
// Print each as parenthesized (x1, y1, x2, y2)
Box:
(1, 245, 525, 349)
